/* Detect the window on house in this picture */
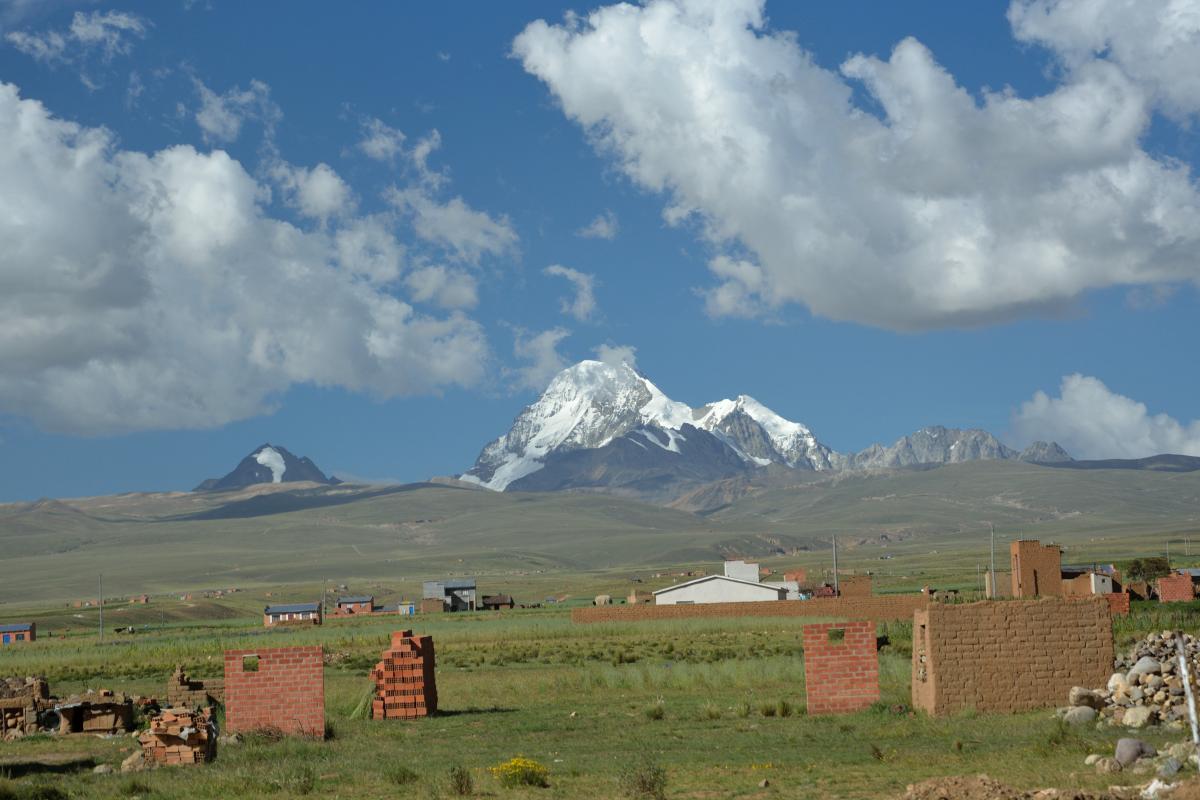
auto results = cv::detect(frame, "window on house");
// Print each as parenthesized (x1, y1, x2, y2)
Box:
(242, 655, 260, 672)
(827, 627, 845, 643)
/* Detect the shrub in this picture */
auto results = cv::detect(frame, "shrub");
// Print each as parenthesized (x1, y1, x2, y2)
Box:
(448, 765, 474, 796)
(618, 760, 667, 800)
(643, 700, 665, 721)
(777, 700, 793, 718)
(758, 702, 776, 718)
(698, 702, 722, 720)
(385, 765, 420, 786)
(735, 701, 751, 718)
(489, 757, 550, 788)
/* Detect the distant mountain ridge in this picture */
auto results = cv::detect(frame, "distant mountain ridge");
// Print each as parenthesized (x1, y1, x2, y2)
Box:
(460, 360, 1073, 502)
(194, 444, 340, 492)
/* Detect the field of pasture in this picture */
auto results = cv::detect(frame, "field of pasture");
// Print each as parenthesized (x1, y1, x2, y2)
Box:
(2, 600, 1197, 799)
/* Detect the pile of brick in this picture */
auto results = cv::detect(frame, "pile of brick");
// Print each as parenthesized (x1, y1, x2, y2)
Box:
(372, 630, 437, 719)
(166, 665, 223, 709)
(1063, 631, 1200, 729)
(139, 707, 215, 766)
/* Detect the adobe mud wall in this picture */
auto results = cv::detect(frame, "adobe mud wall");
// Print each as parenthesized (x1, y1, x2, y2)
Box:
(838, 576, 872, 598)
(1009, 540, 1062, 598)
(802, 621, 879, 714)
(912, 597, 1112, 716)
(572, 595, 928, 624)
(223, 646, 324, 736)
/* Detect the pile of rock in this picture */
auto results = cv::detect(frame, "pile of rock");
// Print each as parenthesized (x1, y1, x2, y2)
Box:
(1085, 738, 1197, 779)
(1062, 630, 1199, 730)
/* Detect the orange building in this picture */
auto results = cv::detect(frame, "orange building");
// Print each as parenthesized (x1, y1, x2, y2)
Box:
(1009, 540, 1062, 598)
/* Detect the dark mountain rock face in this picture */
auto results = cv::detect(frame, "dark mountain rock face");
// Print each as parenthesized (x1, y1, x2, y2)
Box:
(194, 444, 339, 492)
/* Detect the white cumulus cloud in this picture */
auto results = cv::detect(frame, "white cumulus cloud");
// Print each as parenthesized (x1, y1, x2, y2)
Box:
(193, 78, 280, 144)
(1014, 374, 1200, 459)
(544, 264, 597, 321)
(593, 343, 637, 370)
(269, 160, 355, 224)
(1009, 0, 1200, 121)
(5, 9, 147, 86)
(358, 117, 406, 163)
(576, 210, 619, 240)
(404, 265, 479, 310)
(0, 81, 489, 435)
(511, 328, 571, 391)
(514, 0, 1200, 331)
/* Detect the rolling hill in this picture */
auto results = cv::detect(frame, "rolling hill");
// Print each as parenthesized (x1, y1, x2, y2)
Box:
(1, 460, 1198, 604)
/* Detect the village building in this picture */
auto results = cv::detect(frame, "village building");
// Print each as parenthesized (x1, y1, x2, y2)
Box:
(722, 559, 761, 583)
(422, 578, 477, 612)
(0, 623, 35, 645)
(333, 595, 374, 615)
(1061, 565, 1115, 597)
(262, 602, 322, 627)
(480, 594, 514, 610)
(1010, 539, 1063, 598)
(653, 575, 787, 605)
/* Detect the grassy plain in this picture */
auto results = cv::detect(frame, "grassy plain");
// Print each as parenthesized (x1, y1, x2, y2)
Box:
(2, 602, 1199, 799)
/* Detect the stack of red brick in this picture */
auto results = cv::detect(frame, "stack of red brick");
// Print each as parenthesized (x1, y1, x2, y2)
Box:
(372, 630, 437, 719)
(139, 707, 214, 766)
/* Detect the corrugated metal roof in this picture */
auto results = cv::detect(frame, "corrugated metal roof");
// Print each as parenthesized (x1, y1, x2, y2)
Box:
(0, 623, 33, 632)
(264, 603, 320, 614)
(443, 578, 477, 590)
(337, 596, 373, 604)
(652, 574, 785, 595)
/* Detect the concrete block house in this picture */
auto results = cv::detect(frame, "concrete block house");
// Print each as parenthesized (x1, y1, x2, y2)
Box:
(0, 623, 35, 645)
(263, 602, 322, 627)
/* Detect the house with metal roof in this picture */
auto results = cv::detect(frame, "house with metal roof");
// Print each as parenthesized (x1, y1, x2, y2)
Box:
(0, 622, 35, 645)
(333, 595, 374, 616)
(653, 575, 786, 605)
(423, 578, 477, 612)
(262, 602, 322, 627)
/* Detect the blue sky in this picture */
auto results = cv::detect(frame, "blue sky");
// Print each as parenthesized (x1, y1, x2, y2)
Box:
(0, 0, 1198, 501)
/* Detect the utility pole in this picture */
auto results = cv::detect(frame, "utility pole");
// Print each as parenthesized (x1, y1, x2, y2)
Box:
(832, 535, 839, 596)
(989, 522, 996, 599)
(98, 574, 104, 645)
(321, 578, 327, 620)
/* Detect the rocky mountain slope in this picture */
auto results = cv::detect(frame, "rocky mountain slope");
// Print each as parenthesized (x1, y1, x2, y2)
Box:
(194, 444, 340, 492)
(461, 360, 1072, 502)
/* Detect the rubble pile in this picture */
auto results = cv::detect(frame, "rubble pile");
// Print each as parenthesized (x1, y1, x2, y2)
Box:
(0, 677, 51, 739)
(1063, 631, 1200, 730)
(138, 707, 215, 766)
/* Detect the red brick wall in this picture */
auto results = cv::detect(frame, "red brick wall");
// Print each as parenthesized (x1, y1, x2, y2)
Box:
(912, 598, 1112, 716)
(802, 621, 879, 714)
(1105, 592, 1130, 616)
(572, 595, 927, 624)
(1158, 573, 1196, 603)
(223, 646, 324, 736)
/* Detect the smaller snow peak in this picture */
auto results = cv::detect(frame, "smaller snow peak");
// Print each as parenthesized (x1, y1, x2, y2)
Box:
(254, 445, 286, 483)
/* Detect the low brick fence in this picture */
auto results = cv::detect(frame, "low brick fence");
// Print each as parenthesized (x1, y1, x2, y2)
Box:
(571, 595, 928, 624)
(1105, 592, 1131, 616)
(1158, 573, 1196, 603)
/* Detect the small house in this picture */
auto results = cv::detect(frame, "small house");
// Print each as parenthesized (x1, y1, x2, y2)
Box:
(334, 595, 374, 615)
(723, 560, 760, 583)
(481, 594, 514, 610)
(0, 623, 35, 645)
(653, 575, 786, 606)
(422, 578, 477, 612)
(263, 602, 322, 627)
(627, 590, 654, 605)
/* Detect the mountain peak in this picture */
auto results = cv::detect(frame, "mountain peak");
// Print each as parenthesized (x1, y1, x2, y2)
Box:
(194, 444, 339, 492)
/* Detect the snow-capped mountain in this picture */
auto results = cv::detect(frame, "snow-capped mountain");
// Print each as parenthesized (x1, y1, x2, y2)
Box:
(194, 444, 340, 491)
(461, 360, 1073, 499)
(461, 360, 691, 490)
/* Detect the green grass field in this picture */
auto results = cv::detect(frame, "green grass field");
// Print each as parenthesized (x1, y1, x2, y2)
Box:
(2, 601, 1198, 799)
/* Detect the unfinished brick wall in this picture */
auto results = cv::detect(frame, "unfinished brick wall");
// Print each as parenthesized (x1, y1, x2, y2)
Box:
(1105, 592, 1130, 615)
(572, 595, 928, 624)
(372, 631, 438, 719)
(223, 646, 324, 736)
(1061, 573, 1095, 598)
(911, 597, 1112, 716)
(1158, 573, 1196, 603)
(1009, 540, 1062, 597)
(166, 666, 223, 709)
(838, 576, 872, 598)
(802, 621, 879, 714)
